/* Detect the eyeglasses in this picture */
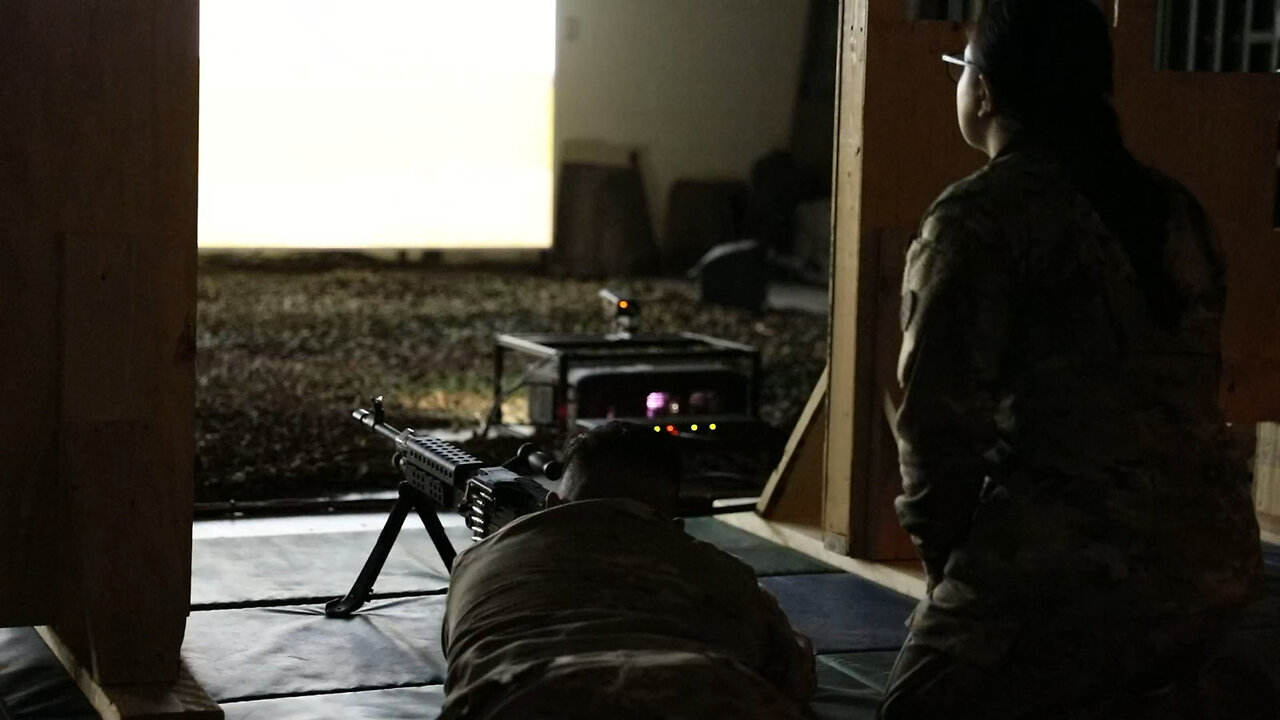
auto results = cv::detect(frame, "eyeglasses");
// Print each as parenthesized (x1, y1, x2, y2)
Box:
(942, 53, 980, 83)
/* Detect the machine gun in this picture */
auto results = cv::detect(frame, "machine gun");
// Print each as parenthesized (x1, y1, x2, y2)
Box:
(325, 396, 562, 618)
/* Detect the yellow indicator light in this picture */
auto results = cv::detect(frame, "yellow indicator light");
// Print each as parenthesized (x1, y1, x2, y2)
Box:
(691, 424, 698, 431)
(653, 425, 661, 432)
(619, 300, 629, 309)
(709, 423, 717, 430)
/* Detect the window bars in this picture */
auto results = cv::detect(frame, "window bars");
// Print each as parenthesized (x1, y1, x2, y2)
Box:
(1156, 0, 1280, 72)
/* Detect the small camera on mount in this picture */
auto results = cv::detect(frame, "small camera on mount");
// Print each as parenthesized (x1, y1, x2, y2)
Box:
(599, 288, 639, 337)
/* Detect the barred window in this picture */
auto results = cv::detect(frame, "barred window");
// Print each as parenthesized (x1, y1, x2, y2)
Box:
(1156, 0, 1280, 72)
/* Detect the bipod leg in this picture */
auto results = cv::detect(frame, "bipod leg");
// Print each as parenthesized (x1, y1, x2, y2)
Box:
(324, 483, 413, 618)
(410, 493, 457, 573)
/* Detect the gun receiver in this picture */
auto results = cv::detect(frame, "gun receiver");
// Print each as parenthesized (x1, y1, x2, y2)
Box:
(328, 397, 563, 618)
(354, 397, 562, 537)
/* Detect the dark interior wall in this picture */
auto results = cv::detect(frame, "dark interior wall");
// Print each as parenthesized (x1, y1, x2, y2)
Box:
(0, 0, 199, 685)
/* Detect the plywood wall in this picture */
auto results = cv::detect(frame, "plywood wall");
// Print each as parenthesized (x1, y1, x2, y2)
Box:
(0, 0, 199, 687)
(1111, 5, 1280, 423)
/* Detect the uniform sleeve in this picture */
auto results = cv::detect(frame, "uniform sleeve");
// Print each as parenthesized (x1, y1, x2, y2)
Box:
(894, 204, 1012, 589)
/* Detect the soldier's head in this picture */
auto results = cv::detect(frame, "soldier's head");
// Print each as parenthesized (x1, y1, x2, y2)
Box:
(548, 421, 682, 517)
(956, 0, 1116, 156)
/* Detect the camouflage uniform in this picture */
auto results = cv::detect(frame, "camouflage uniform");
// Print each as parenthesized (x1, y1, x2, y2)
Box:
(881, 146, 1264, 718)
(440, 498, 815, 720)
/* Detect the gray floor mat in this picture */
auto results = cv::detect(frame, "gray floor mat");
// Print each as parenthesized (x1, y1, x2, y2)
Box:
(183, 596, 447, 703)
(192, 524, 471, 609)
(222, 685, 444, 720)
(191, 516, 836, 610)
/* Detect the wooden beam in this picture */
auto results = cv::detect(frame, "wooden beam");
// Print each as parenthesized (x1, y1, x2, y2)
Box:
(1, 0, 207, 700)
(757, 367, 828, 526)
(1257, 422, 1280, 536)
(825, 2, 972, 560)
(0, 0, 66, 629)
(824, 0, 873, 557)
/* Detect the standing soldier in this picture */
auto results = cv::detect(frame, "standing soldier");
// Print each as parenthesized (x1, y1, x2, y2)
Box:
(882, 0, 1264, 717)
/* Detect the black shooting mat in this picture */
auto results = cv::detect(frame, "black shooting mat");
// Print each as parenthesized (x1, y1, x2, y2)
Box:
(182, 596, 448, 704)
(13, 532, 1272, 717)
(0, 627, 96, 720)
(681, 516, 841, 576)
(215, 658, 889, 720)
(759, 573, 914, 654)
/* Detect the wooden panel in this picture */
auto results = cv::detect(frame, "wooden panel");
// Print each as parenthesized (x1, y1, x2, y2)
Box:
(0, 4, 66, 628)
(1111, 3, 1280, 423)
(62, 236, 194, 685)
(1257, 422, 1280, 533)
(0, 0, 200, 692)
(758, 368, 828, 526)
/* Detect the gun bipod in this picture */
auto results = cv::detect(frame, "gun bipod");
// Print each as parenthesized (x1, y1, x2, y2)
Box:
(324, 481, 457, 619)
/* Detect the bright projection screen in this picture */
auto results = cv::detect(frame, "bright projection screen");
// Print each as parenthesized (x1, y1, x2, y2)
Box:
(199, 1, 554, 249)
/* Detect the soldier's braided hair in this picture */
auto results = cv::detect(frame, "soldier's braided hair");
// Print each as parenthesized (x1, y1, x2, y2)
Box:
(972, 0, 1181, 326)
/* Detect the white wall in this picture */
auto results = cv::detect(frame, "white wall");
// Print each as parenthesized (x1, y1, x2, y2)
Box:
(555, 0, 810, 233)
(199, 0, 556, 249)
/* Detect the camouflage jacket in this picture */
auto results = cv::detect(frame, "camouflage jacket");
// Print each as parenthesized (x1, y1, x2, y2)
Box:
(439, 498, 815, 719)
(894, 146, 1263, 661)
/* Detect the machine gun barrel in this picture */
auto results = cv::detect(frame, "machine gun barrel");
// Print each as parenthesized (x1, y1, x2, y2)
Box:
(353, 399, 486, 507)
(352, 407, 404, 443)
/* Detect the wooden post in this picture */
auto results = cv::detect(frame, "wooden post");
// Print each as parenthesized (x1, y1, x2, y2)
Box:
(824, 2, 974, 560)
(1256, 423, 1280, 538)
(0, 1, 218, 716)
(758, 367, 828, 525)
